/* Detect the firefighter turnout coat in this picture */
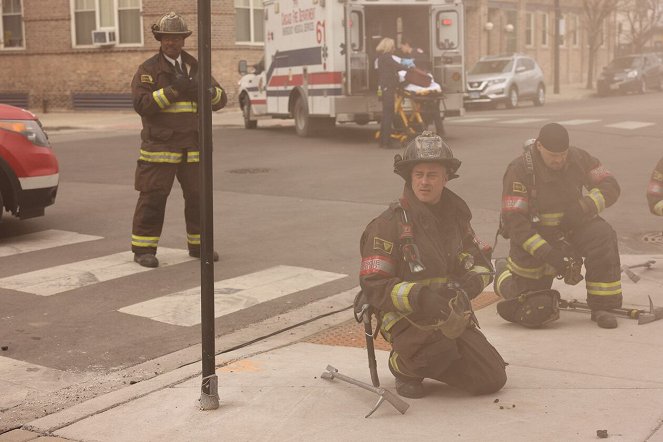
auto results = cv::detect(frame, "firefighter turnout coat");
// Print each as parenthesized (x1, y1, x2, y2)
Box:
(359, 186, 505, 387)
(647, 157, 663, 216)
(498, 146, 622, 310)
(130, 49, 226, 254)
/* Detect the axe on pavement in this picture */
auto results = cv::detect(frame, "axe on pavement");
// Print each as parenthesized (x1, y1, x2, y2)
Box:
(621, 260, 656, 283)
(560, 295, 663, 325)
(321, 365, 410, 418)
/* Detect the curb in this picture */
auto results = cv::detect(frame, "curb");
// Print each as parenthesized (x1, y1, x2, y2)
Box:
(23, 288, 357, 434)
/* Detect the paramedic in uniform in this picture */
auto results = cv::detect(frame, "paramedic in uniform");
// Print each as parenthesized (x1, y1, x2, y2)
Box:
(359, 131, 507, 399)
(130, 11, 227, 268)
(375, 37, 403, 149)
(494, 123, 622, 329)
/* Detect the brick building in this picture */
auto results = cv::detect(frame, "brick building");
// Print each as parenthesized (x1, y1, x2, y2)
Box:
(0, 0, 615, 111)
(465, 0, 617, 86)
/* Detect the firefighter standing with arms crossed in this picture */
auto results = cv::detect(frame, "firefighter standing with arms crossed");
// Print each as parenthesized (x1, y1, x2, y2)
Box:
(130, 12, 227, 268)
(359, 131, 507, 399)
(494, 123, 622, 329)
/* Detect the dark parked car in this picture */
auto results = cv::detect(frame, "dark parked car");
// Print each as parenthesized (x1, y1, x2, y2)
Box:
(0, 104, 59, 222)
(597, 53, 662, 96)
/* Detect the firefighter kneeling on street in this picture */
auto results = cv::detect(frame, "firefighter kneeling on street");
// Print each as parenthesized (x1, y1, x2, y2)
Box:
(359, 131, 507, 399)
(494, 123, 622, 329)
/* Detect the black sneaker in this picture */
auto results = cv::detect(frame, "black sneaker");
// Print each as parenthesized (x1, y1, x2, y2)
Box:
(395, 377, 426, 399)
(189, 250, 220, 262)
(134, 253, 159, 268)
(591, 310, 618, 329)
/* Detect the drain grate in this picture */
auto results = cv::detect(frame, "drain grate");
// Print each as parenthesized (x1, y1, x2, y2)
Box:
(642, 231, 663, 245)
(228, 168, 270, 174)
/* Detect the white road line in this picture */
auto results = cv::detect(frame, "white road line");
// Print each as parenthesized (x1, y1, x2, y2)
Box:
(0, 356, 85, 410)
(449, 117, 498, 124)
(605, 121, 655, 130)
(0, 230, 102, 258)
(0, 248, 194, 296)
(499, 118, 549, 124)
(119, 265, 348, 326)
(556, 119, 601, 126)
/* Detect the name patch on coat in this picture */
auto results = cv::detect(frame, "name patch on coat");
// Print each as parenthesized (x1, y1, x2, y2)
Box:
(373, 237, 394, 255)
(512, 182, 527, 194)
(141, 74, 154, 84)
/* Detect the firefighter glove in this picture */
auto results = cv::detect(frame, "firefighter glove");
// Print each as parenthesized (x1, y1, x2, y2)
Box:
(543, 247, 569, 274)
(417, 286, 458, 319)
(459, 272, 485, 300)
(172, 76, 193, 94)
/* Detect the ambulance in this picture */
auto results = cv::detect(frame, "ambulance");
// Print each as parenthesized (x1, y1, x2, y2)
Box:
(237, 0, 465, 137)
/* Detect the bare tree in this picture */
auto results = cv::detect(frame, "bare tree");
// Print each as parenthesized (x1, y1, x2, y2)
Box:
(620, 0, 663, 53)
(582, 0, 619, 88)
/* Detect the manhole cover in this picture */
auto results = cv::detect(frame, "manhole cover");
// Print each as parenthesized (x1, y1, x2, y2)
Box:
(642, 231, 663, 245)
(228, 168, 270, 174)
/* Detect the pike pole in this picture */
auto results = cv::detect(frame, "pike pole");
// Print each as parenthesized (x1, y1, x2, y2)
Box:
(197, 0, 219, 410)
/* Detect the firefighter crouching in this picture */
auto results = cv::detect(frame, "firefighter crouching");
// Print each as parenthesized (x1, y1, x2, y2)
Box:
(130, 11, 227, 268)
(359, 131, 506, 399)
(494, 123, 622, 329)
(647, 157, 663, 216)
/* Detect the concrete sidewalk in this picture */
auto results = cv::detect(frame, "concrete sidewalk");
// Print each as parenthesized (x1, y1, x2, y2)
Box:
(36, 82, 595, 134)
(2, 254, 662, 442)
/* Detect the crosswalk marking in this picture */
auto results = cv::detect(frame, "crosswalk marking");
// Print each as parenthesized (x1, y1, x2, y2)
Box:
(605, 121, 655, 130)
(556, 119, 601, 126)
(118, 265, 347, 326)
(0, 248, 194, 296)
(450, 117, 498, 124)
(0, 230, 102, 258)
(499, 118, 548, 124)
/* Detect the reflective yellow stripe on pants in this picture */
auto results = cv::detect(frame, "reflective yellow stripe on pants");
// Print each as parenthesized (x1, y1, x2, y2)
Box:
(131, 234, 159, 248)
(586, 280, 622, 296)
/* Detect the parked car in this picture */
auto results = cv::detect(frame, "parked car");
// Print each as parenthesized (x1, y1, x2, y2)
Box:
(465, 53, 546, 108)
(597, 53, 663, 96)
(0, 104, 58, 222)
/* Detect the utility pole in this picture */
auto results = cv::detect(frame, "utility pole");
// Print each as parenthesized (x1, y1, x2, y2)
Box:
(554, 0, 561, 94)
(197, 0, 219, 411)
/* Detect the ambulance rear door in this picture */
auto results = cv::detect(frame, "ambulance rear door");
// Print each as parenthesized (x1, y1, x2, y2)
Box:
(344, 4, 368, 95)
(430, 5, 464, 116)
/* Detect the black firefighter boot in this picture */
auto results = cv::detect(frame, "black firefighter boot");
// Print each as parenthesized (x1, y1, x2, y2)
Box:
(395, 377, 426, 399)
(591, 310, 618, 329)
(389, 354, 425, 399)
(134, 253, 159, 268)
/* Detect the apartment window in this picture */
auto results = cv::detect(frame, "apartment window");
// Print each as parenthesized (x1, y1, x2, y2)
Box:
(1, 0, 24, 49)
(541, 12, 549, 47)
(570, 14, 578, 47)
(235, 0, 264, 44)
(525, 12, 534, 47)
(505, 10, 517, 53)
(71, 0, 142, 47)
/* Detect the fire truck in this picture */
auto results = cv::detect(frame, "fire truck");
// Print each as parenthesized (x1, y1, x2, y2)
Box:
(237, 0, 465, 137)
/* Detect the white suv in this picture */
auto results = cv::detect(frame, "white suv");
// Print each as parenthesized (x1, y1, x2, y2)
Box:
(465, 54, 546, 108)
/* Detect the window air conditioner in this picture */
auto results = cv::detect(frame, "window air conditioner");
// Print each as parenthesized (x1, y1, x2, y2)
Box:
(92, 28, 117, 47)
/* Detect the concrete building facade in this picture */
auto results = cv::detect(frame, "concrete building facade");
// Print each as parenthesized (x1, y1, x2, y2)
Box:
(0, 0, 616, 111)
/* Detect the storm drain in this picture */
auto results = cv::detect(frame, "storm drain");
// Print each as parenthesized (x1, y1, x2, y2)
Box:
(305, 291, 500, 348)
(228, 168, 271, 174)
(642, 231, 663, 245)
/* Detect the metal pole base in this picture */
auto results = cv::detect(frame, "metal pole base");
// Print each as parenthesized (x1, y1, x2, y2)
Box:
(199, 374, 220, 410)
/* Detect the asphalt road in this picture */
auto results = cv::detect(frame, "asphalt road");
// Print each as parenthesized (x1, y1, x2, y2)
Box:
(0, 91, 662, 424)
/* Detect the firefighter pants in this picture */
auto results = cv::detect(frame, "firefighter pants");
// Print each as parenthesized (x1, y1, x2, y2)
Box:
(388, 327, 506, 395)
(131, 160, 200, 255)
(496, 217, 622, 311)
